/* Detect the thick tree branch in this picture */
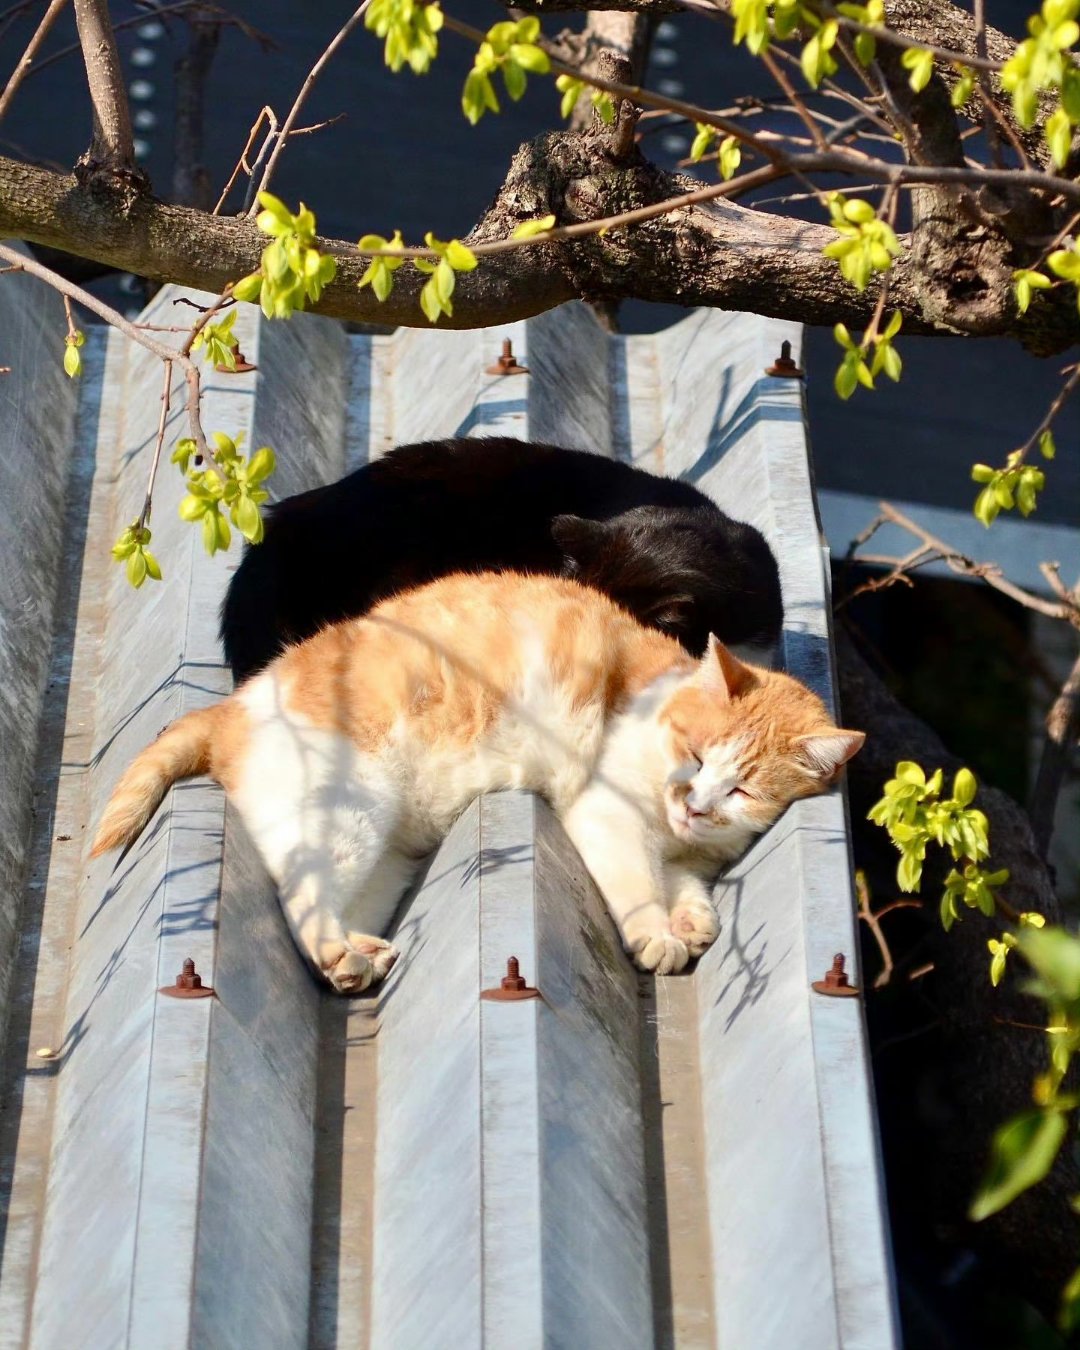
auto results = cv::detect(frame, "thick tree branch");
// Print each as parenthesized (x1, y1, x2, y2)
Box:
(1, 129, 1078, 347)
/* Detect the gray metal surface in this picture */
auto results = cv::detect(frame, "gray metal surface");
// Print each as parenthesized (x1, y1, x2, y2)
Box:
(0, 290, 898, 1348)
(0, 254, 78, 1046)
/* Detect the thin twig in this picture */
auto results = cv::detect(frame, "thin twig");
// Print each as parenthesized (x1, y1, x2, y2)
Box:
(972, 0, 1001, 163)
(138, 362, 174, 531)
(1013, 360, 1080, 467)
(251, 0, 373, 208)
(20, 1, 275, 83)
(213, 106, 274, 214)
(0, 0, 68, 124)
(357, 161, 786, 263)
(855, 870, 923, 989)
(851, 500, 1080, 624)
(760, 48, 828, 152)
(1029, 646, 1080, 858)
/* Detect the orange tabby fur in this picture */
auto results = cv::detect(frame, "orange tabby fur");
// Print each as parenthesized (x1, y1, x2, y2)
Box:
(93, 572, 863, 992)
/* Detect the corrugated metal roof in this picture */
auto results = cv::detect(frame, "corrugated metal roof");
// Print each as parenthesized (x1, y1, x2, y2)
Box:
(0, 277, 898, 1348)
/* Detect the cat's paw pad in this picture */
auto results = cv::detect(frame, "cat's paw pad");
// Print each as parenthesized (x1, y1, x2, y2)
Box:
(319, 935, 398, 995)
(630, 932, 690, 976)
(323, 946, 374, 995)
(670, 902, 719, 958)
(346, 932, 399, 981)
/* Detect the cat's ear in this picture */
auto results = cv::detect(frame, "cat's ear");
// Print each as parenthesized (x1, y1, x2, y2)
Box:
(551, 515, 608, 571)
(697, 634, 754, 700)
(793, 729, 866, 780)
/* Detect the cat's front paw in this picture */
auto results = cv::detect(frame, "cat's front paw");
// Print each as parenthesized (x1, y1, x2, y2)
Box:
(629, 931, 690, 976)
(670, 901, 719, 958)
(320, 935, 398, 995)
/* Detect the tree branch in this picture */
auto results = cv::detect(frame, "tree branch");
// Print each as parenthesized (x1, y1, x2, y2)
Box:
(71, 0, 138, 176)
(1029, 646, 1080, 858)
(0, 239, 208, 461)
(1, 120, 1078, 346)
(0, 0, 68, 124)
(252, 0, 372, 207)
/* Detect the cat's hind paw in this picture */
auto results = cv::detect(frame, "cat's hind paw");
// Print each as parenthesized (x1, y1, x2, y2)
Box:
(347, 932, 399, 982)
(320, 935, 399, 995)
(630, 932, 690, 976)
(670, 901, 719, 958)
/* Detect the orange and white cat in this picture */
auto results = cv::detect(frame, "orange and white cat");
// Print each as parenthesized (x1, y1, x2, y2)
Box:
(92, 572, 863, 993)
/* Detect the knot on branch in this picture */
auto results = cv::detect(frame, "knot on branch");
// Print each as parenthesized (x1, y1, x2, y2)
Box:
(590, 50, 640, 164)
(73, 154, 151, 212)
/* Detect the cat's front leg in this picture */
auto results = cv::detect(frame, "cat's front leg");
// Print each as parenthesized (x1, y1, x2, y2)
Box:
(664, 865, 720, 960)
(561, 790, 690, 975)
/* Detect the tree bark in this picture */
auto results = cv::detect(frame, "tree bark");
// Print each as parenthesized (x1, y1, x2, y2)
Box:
(838, 627, 1080, 1323)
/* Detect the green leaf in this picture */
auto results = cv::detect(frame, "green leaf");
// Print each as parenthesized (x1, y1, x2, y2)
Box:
(512, 215, 556, 239)
(951, 65, 975, 107)
(434, 257, 455, 306)
(511, 42, 549, 74)
(63, 342, 82, 378)
(1019, 926, 1080, 1001)
(989, 939, 1008, 986)
(970, 1108, 1067, 1221)
(235, 494, 262, 543)
(854, 31, 876, 65)
(1040, 429, 1057, 459)
(834, 353, 859, 399)
(445, 239, 478, 271)
(953, 767, 977, 806)
(901, 46, 934, 92)
(897, 849, 922, 893)
(419, 276, 444, 324)
(591, 90, 616, 125)
(556, 74, 583, 120)
(232, 273, 262, 303)
(690, 124, 715, 163)
(247, 446, 276, 484)
(1046, 105, 1073, 169)
(126, 548, 148, 588)
(1059, 1265, 1080, 1332)
(502, 57, 527, 101)
(881, 343, 902, 381)
(718, 136, 741, 181)
(1048, 245, 1080, 281)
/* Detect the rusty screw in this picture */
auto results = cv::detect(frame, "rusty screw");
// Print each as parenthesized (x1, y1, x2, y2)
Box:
(764, 340, 804, 380)
(485, 338, 529, 377)
(481, 955, 540, 1002)
(159, 956, 215, 1000)
(215, 346, 257, 375)
(812, 952, 860, 998)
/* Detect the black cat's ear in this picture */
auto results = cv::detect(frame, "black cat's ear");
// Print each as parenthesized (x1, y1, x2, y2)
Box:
(551, 515, 609, 568)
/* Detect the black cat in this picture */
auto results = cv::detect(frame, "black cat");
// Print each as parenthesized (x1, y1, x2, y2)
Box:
(220, 437, 783, 683)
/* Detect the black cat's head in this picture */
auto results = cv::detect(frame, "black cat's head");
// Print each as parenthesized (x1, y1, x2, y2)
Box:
(552, 505, 782, 658)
